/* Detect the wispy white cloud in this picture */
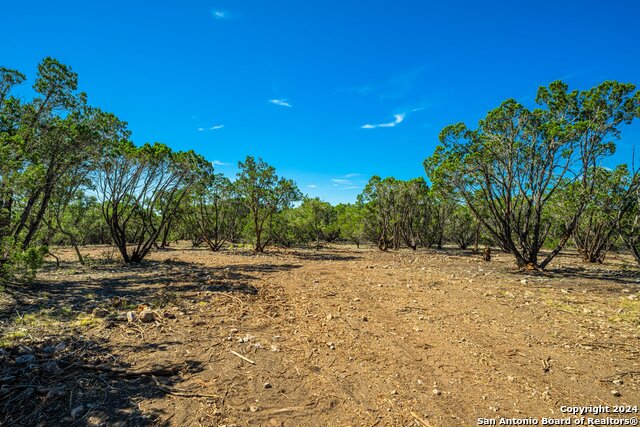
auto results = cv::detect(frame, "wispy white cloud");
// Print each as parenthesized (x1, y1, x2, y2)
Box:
(331, 175, 365, 190)
(307, 184, 317, 188)
(212, 160, 230, 166)
(269, 99, 292, 108)
(212, 9, 229, 19)
(361, 113, 405, 129)
(331, 178, 350, 185)
(197, 124, 224, 132)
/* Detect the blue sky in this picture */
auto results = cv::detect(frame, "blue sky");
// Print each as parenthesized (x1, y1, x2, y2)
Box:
(2, 0, 640, 203)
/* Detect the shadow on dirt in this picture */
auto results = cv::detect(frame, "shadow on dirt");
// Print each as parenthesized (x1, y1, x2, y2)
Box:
(289, 250, 361, 262)
(7, 259, 302, 317)
(541, 265, 640, 288)
(0, 336, 204, 426)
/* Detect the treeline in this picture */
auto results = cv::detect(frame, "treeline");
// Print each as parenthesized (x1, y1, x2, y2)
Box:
(1, 58, 640, 279)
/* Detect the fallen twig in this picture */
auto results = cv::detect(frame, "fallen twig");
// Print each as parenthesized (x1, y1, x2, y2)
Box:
(151, 376, 218, 399)
(59, 361, 183, 378)
(410, 411, 433, 427)
(230, 350, 255, 365)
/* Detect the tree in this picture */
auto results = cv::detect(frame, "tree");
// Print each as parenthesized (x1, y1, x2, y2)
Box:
(186, 172, 240, 251)
(97, 141, 208, 262)
(297, 197, 336, 249)
(235, 156, 301, 252)
(335, 203, 366, 248)
(612, 166, 640, 265)
(446, 204, 478, 250)
(1, 58, 122, 277)
(359, 176, 398, 251)
(426, 81, 639, 269)
(395, 178, 430, 250)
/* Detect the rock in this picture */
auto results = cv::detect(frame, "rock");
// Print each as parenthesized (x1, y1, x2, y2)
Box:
(249, 405, 260, 412)
(326, 313, 333, 321)
(71, 405, 85, 418)
(432, 389, 442, 396)
(390, 389, 398, 395)
(611, 390, 621, 397)
(126, 311, 136, 323)
(15, 354, 35, 365)
(613, 379, 624, 386)
(0, 376, 16, 384)
(54, 342, 67, 353)
(362, 316, 368, 322)
(263, 382, 272, 389)
(138, 309, 157, 323)
(326, 342, 335, 350)
(41, 361, 61, 374)
(46, 385, 66, 400)
(92, 307, 110, 318)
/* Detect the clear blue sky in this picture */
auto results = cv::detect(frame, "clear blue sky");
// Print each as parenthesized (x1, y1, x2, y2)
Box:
(2, 1, 640, 203)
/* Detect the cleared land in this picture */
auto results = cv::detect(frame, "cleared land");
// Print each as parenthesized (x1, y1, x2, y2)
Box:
(1, 245, 639, 426)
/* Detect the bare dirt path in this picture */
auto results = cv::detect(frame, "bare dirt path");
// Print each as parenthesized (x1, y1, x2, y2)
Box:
(1, 246, 639, 426)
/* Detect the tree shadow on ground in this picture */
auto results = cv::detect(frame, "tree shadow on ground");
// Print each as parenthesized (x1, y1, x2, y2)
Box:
(288, 250, 361, 262)
(2, 260, 302, 333)
(538, 265, 640, 289)
(0, 335, 204, 426)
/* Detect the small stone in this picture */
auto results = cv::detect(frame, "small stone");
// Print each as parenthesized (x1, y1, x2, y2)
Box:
(92, 307, 110, 318)
(390, 389, 398, 395)
(432, 389, 442, 396)
(326, 313, 333, 321)
(249, 405, 260, 412)
(126, 311, 136, 323)
(611, 390, 621, 397)
(46, 385, 66, 400)
(362, 316, 368, 322)
(138, 309, 157, 323)
(263, 382, 272, 389)
(71, 405, 85, 418)
(326, 342, 335, 350)
(15, 354, 35, 365)
(41, 361, 61, 374)
(613, 379, 624, 386)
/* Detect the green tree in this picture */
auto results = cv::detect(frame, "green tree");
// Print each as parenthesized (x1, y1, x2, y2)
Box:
(297, 197, 336, 249)
(235, 156, 301, 252)
(186, 172, 242, 251)
(426, 81, 639, 269)
(335, 203, 366, 248)
(97, 141, 209, 262)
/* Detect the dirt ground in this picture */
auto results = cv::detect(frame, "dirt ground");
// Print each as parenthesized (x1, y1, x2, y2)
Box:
(1, 244, 639, 426)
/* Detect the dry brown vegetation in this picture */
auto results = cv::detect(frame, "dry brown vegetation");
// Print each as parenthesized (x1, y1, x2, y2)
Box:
(1, 244, 639, 426)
